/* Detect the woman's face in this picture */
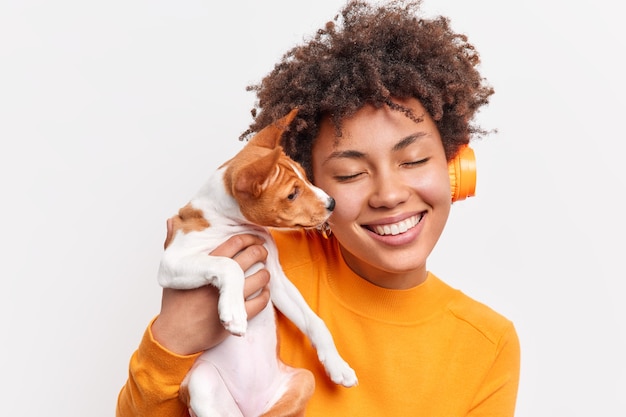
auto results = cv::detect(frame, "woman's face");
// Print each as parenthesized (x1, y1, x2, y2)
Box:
(312, 98, 451, 289)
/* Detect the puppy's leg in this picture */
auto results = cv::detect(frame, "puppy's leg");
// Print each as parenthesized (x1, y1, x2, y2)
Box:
(267, 259, 358, 387)
(158, 253, 248, 336)
(259, 367, 315, 417)
(182, 359, 244, 417)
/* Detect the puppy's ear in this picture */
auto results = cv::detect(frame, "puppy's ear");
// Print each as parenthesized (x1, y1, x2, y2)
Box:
(248, 108, 299, 150)
(234, 148, 282, 197)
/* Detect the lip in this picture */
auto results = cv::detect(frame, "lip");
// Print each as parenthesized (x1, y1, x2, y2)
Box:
(362, 212, 425, 244)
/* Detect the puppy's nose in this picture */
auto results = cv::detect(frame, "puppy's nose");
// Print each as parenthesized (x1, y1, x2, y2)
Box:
(327, 197, 335, 212)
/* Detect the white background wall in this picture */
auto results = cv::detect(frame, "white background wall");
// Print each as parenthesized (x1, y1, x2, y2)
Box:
(1, 0, 624, 415)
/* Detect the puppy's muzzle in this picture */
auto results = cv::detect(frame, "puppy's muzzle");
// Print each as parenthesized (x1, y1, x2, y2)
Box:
(326, 197, 336, 212)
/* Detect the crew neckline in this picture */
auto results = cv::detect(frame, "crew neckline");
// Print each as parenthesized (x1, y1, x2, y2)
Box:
(323, 237, 453, 324)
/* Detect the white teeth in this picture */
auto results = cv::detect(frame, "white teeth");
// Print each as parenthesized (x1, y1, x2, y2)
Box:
(372, 215, 422, 236)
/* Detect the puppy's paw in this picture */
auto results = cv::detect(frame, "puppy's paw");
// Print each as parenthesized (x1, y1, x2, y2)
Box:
(319, 354, 358, 387)
(221, 316, 247, 336)
(329, 362, 358, 388)
(218, 304, 248, 336)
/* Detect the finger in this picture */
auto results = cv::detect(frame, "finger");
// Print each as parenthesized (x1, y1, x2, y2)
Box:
(210, 234, 266, 258)
(245, 285, 271, 318)
(233, 244, 268, 272)
(164, 217, 175, 249)
(243, 268, 270, 300)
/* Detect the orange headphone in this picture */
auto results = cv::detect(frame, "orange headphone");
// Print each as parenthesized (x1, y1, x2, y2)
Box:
(448, 145, 476, 202)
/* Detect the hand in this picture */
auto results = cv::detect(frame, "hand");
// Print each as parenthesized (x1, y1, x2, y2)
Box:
(151, 218, 270, 355)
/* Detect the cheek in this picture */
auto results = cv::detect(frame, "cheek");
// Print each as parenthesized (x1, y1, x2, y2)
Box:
(425, 169, 452, 202)
(327, 191, 363, 227)
(312, 179, 358, 224)
(402, 164, 452, 209)
(419, 132, 450, 201)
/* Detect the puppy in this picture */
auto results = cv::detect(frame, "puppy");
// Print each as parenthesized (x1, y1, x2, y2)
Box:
(157, 109, 357, 417)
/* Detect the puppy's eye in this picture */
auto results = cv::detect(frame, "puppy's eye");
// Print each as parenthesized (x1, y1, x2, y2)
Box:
(287, 187, 300, 201)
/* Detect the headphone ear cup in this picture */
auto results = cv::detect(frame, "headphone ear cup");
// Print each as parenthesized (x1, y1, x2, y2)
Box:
(448, 145, 477, 202)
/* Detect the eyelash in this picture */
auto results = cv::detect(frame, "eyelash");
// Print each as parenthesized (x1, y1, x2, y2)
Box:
(402, 157, 429, 167)
(334, 173, 362, 182)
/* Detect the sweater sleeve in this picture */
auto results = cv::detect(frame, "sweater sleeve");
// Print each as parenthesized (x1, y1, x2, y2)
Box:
(116, 317, 200, 417)
(468, 321, 521, 417)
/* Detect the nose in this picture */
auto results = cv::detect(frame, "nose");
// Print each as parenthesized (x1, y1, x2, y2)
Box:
(369, 174, 410, 209)
(327, 197, 335, 212)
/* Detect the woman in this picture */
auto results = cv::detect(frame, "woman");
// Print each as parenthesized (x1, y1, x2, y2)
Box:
(117, 1, 520, 415)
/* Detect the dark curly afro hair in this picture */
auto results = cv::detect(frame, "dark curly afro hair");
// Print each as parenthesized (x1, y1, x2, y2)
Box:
(241, 0, 494, 179)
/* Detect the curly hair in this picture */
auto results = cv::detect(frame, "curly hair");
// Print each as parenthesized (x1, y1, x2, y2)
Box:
(241, 0, 494, 178)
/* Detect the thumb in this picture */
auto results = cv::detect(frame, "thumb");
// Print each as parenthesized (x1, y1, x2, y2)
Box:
(164, 217, 175, 249)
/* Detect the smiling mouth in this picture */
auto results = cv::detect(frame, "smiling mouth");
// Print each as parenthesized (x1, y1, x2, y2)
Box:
(368, 214, 424, 236)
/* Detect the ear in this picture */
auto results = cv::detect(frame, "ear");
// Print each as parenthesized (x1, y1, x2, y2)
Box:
(234, 147, 282, 197)
(248, 108, 299, 150)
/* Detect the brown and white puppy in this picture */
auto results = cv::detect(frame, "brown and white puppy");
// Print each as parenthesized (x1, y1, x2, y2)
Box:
(157, 109, 358, 417)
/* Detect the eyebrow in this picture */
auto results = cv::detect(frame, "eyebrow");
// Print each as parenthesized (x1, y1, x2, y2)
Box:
(322, 132, 427, 164)
(392, 132, 427, 152)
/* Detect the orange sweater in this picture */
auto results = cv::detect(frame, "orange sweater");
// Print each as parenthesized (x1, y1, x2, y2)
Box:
(117, 230, 520, 416)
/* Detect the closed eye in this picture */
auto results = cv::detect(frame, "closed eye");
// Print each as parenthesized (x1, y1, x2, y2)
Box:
(334, 172, 364, 182)
(402, 157, 429, 167)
